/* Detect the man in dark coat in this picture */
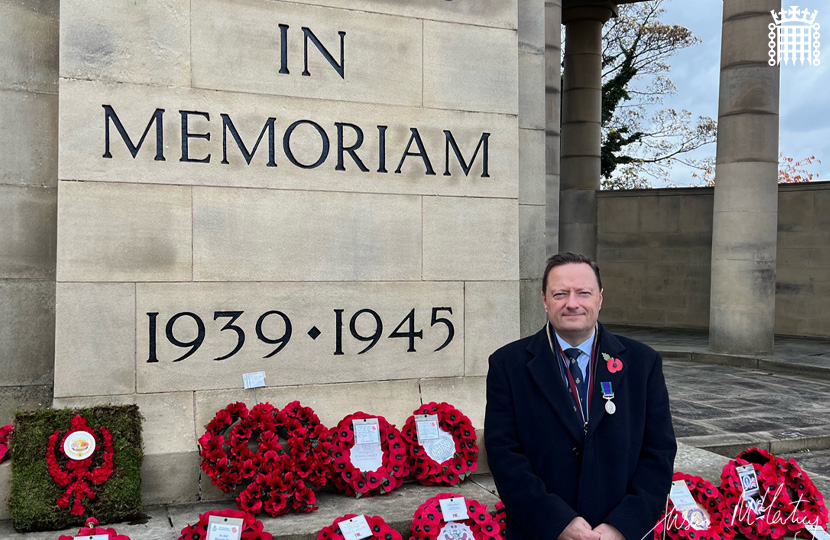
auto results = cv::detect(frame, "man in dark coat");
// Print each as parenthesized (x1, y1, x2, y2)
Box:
(485, 252, 676, 540)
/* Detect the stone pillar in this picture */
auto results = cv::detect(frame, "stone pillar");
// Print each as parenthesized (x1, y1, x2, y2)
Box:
(519, 0, 549, 337)
(545, 0, 562, 257)
(558, 1, 614, 260)
(0, 0, 59, 425)
(709, 0, 781, 355)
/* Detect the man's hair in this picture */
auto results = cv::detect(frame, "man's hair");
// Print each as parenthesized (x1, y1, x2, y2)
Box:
(541, 252, 602, 292)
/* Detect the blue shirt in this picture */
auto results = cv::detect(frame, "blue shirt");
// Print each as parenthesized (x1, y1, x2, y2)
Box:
(555, 330, 595, 390)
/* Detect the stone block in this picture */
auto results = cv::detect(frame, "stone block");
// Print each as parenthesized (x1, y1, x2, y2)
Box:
(722, 0, 780, 22)
(56, 181, 192, 282)
(711, 210, 777, 263)
(557, 222, 596, 258)
(464, 281, 520, 377)
(546, 91, 561, 134)
(0, 385, 52, 426)
(546, 173, 560, 253)
(716, 113, 778, 164)
(718, 64, 780, 116)
(813, 189, 830, 228)
(266, 0, 517, 29)
(597, 195, 639, 234)
(712, 162, 778, 214)
(778, 190, 815, 233)
(708, 305, 775, 355)
(709, 258, 776, 310)
(52, 391, 199, 503)
(679, 193, 714, 234)
(194, 379, 422, 434)
(520, 204, 546, 280)
(640, 195, 681, 233)
(0, 0, 58, 93)
(559, 189, 596, 224)
(423, 22, 518, 115)
(561, 87, 601, 124)
(0, 281, 55, 387)
(559, 156, 600, 189)
(720, 11, 781, 67)
(520, 278, 546, 338)
(53, 282, 135, 398)
(519, 128, 546, 205)
(191, 0, 421, 107)
(423, 197, 519, 281)
(546, 132, 561, 173)
(419, 376, 486, 429)
(192, 187, 420, 282)
(59, 79, 518, 199)
(0, 185, 56, 279)
(560, 122, 601, 157)
(135, 282, 464, 393)
(561, 53, 597, 90)
(519, 52, 545, 130)
(60, 0, 190, 86)
(664, 309, 708, 329)
(673, 442, 730, 485)
(0, 90, 58, 187)
(519, 0, 545, 54)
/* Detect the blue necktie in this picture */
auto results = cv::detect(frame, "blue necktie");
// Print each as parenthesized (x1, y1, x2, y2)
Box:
(564, 347, 587, 418)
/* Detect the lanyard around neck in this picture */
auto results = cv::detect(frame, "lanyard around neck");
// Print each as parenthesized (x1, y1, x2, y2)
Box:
(546, 323, 599, 426)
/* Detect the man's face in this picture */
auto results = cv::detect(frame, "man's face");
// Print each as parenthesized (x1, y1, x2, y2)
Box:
(542, 262, 603, 344)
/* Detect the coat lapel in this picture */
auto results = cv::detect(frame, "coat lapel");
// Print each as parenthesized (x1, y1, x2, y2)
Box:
(526, 326, 584, 443)
(587, 323, 629, 436)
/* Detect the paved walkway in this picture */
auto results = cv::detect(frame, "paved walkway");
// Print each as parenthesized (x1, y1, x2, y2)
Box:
(3, 327, 830, 539)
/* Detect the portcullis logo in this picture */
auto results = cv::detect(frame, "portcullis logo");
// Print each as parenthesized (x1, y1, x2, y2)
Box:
(769, 7, 820, 66)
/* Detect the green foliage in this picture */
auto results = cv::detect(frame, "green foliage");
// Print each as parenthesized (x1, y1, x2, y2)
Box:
(8, 405, 143, 532)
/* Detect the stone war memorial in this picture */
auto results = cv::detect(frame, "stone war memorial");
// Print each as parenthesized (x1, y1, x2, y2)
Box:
(2, 0, 550, 518)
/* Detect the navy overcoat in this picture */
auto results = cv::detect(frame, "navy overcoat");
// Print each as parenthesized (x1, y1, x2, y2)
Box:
(484, 322, 676, 540)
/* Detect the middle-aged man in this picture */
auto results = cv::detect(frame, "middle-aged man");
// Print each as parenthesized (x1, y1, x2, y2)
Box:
(485, 252, 676, 540)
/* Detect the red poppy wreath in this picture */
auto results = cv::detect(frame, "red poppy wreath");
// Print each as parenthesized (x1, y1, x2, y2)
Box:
(198, 400, 332, 517)
(0, 423, 12, 463)
(401, 402, 478, 486)
(329, 412, 410, 497)
(177, 508, 273, 540)
(46, 415, 115, 516)
(409, 493, 501, 540)
(58, 517, 131, 540)
(317, 514, 402, 540)
(719, 447, 828, 540)
(653, 472, 735, 540)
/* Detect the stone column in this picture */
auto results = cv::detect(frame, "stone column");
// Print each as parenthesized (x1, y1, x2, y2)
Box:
(558, 1, 614, 260)
(709, 0, 781, 355)
(545, 0, 562, 256)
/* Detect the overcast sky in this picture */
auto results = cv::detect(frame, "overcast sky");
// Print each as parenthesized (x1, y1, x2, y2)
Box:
(649, 0, 828, 186)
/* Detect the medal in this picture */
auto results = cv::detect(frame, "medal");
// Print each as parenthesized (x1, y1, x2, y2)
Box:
(601, 381, 615, 415)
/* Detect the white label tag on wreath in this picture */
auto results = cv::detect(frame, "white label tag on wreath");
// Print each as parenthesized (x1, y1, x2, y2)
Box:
(353, 418, 381, 445)
(670, 481, 709, 530)
(807, 525, 830, 540)
(736, 464, 766, 518)
(423, 429, 456, 464)
(338, 515, 373, 540)
(439, 497, 469, 522)
(63, 431, 96, 461)
(415, 414, 440, 441)
(349, 440, 383, 473)
(206, 515, 244, 540)
(438, 521, 474, 540)
(242, 371, 265, 389)
(74, 536, 109, 540)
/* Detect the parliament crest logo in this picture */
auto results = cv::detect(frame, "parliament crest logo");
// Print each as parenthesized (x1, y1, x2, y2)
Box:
(769, 7, 820, 66)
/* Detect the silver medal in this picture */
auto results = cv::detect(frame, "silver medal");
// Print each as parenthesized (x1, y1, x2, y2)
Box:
(604, 399, 616, 415)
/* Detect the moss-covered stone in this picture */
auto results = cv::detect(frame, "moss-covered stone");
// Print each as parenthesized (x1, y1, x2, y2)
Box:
(8, 405, 143, 532)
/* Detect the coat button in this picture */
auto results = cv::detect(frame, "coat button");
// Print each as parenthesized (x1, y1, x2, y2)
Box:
(572, 447, 581, 457)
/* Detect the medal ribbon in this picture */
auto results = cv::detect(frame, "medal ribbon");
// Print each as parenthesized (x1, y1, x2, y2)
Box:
(551, 326, 599, 426)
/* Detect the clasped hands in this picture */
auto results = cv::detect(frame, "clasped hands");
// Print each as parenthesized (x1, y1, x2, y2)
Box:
(558, 517, 624, 540)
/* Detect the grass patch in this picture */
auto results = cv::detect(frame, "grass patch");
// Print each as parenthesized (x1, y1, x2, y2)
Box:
(8, 405, 143, 532)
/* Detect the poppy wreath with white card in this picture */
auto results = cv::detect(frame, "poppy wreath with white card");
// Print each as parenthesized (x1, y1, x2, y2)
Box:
(409, 493, 501, 540)
(328, 412, 410, 497)
(317, 513, 402, 540)
(401, 403, 478, 486)
(57, 517, 131, 540)
(176, 508, 273, 540)
(719, 447, 828, 540)
(652, 472, 735, 540)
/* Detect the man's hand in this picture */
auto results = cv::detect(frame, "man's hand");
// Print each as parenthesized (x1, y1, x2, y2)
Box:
(593, 523, 625, 540)
(558, 517, 602, 540)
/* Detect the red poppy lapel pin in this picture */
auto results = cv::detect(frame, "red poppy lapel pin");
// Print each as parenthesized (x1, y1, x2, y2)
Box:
(602, 353, 623, 373)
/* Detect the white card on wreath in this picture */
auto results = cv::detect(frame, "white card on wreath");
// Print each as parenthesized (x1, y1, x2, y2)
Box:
(353, 418, 381, 445)
(440, 497, 469, 522)
(423, 429, 456, 464)
(438, 521, 474, 540)
(338, 515, 373, 540)
(350, 441, 383, 472)
(415, 414, 440, 441)
(74, 536, 109, 540)
(807, 524, 830, 540)
(242, 371, 265, 389)
(207, 515, 244, 540)
(669, 480, 697, 508)
(736, 464, 766, 517)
